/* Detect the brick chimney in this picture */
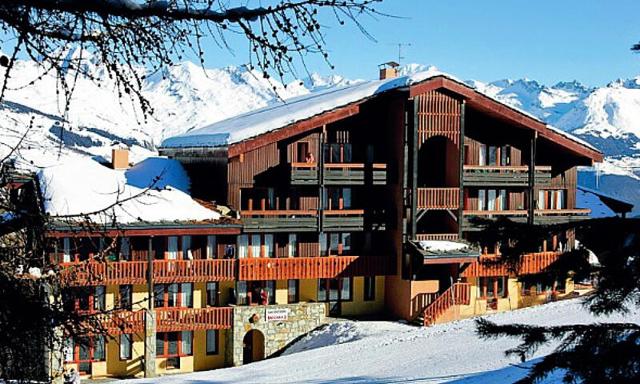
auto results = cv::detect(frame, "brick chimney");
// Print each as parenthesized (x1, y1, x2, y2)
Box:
(379, 61, 400, 80)
(112, 147, 129, 170)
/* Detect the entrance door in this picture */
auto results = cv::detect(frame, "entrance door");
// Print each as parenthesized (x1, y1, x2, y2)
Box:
(242, 330, 265, 365)
(319, 278, 349, 316)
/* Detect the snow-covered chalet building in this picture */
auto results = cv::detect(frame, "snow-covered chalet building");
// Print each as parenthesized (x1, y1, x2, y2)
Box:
(47, 66, 604, 379)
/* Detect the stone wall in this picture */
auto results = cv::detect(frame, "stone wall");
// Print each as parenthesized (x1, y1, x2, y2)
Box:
(226, 302, 326, 366)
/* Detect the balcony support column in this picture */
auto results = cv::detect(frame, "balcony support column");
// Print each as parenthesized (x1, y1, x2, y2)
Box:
(458, 100, 466, 239)
(528, 132, 538, 225)
(144, 237, 156, 378)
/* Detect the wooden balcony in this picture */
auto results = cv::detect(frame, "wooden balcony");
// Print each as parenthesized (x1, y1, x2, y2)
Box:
(101, 307, 233, 334)
(462, 209, 591, 229)
(241, 210, 318, 232)
(461, 251, 561, 277)
(290, 162, 388, 186)
(463, 165, 552, 187)
(156, 307, 233, 331)
(238, 256, 394, 281)
(416, 188, 459, 210)
(322, 209, 365, 231)
(59, 259, 237, 286)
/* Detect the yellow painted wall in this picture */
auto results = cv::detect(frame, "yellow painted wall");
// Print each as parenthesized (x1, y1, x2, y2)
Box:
(341, 276, 386, 316)
(300, 279, 317, 302)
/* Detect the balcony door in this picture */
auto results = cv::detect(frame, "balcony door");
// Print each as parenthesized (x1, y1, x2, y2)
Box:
(318, 277, 351, 316)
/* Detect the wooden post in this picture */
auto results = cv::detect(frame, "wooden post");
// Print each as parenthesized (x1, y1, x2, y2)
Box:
(458, 100, 466, 239)
(144, 237, 156, 378)
(528, 132, 538, 225)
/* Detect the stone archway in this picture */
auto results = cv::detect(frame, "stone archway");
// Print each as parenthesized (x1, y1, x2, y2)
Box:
(242, 329, 265, 364)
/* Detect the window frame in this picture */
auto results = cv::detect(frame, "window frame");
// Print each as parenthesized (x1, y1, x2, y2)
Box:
(363, 276, 376, 301)
(119, 334, 132, 361)
(206, 329, 219, 355)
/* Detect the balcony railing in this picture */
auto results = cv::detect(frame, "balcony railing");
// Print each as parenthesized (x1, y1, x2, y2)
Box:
(462, 209, 591, 228)
(463, 165, 552, 187)
(238, 255, 394, 280)
(156, 307, 233, 331)
(290, 162, 388, 185)
(415, 233, 459, 241)
(59, 259, 237, 286)
(416, 188, 459, 210)
(100, 307, 233, 334)
(241, 209, 319, 232)
(461, 251, 561, 277)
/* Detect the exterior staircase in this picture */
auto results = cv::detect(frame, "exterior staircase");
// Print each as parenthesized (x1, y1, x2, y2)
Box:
(414, 282, 471, 326)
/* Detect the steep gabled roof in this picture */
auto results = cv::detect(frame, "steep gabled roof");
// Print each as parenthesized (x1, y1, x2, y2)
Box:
(160, 71, 603, 163)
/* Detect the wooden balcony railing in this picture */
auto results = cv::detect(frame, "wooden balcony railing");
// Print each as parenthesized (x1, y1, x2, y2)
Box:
(238, 256, 393, 281)
(416, 188, 459, 210)
(99, 307, 233, 334)
(535, 209, 591, 216)
(415, 233, 459, 241)
(461, 251, 561, 277)
(241, 209, 319, 232)
(290, 162, 388, 185)
(463, 210, 528, 216)
(423, 282, 471, 326)
(463, 165, 552, 187)
(59, 259, 237, 286)
(156, 307, 233, 331)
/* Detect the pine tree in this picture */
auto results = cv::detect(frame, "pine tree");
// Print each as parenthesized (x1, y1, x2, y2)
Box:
(474, 217, 640, 384)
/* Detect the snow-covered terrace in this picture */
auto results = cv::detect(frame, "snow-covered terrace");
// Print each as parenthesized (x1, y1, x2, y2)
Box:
(38, 156, 232, 227)
(160, 70, 601, 158)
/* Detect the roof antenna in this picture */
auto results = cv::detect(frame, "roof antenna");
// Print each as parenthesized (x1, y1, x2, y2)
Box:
(396, 43, 412, 65)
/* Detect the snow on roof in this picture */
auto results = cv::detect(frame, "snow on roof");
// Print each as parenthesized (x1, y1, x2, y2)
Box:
(160, 69, 444, 149)
(38, 156, 222, 225)
(576, 188, 617, 218)
(160, 68, 599, 158)
(577, 185, 634, 206)
(418, 240, 469, 253)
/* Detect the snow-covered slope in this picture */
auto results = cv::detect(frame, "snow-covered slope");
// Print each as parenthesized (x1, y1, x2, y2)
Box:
(120, 299, 640, 384)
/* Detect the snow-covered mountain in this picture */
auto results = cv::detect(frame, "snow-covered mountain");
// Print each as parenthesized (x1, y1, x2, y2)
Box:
(1, 56, 639, 214)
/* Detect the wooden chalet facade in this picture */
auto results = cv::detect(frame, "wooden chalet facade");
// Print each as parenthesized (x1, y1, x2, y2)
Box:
(47, 69, 602, 379)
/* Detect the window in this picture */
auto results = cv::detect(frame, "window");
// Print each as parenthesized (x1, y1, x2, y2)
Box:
(324, 187, 352, 210)
(62, 237, 72, 263)
(537, 190, 567, 210)
(154, 283, 193, 308)
(206, 330, 219, 355)
(488, 146, 498, 165)
(156, 331, 193, 358)
(119, 334, 132, 360)
(238, 235, 248, 258)
(477, 189, 508, 212)
(65, 336, 106, 373)
(120, 237, 131, 261)
(182, 235, 192, 259)
(340, 277, 352, 301)
(318, 278, 352, 302)
(500, 145, 511, 166)
(167, 236, 179, 260)
(265, 280, 276, 305)
(236, 281, 248, 305)
(322, 233, 352, 256)
(288, 234, 297, 257)
(478, 277, 507, 299)
(206, 282, 219, 307)
(64, 286, 106, 312)
(251, 234, 261, 258)
(364, 276, 375, 301)
(94, 286, 105, 311)
(119, 285, 132, 310)
(478, 144, 487, 166)
(206, 235, 217, 259)
(296, 142, 310, 163)
(288, 280, 299, 304)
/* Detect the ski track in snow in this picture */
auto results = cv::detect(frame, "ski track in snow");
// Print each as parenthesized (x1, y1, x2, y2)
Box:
(122, 298, 640, 384)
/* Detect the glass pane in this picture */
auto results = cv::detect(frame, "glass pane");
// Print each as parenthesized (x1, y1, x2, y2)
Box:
(342, 188, 352, 209)
(167, 333, 178, 355)
(182, 235, 192, 259)
(264, 234, 274, 258)
(343, 144, 353, 162)
(478, 144, 487, 166)
(94, 336, 105, 360)
(181, 331, 192, 355)
(330, 233, 339, 254)
(78, 339, 90, 361)
(167, 236, 178, 260)
(318, 279, 327, 301)
(288, 234, 297, 257)
(206, 282, 218, 307)
(538, 190, 545, 210)
(206, 330, 217, 354)
(236, 281, 247, 305)
(251, 234, 261, 257)
(63, 238, 71, 262)
(266, 281, 275, 304)
(488, 146, 498, 165)
(329, 279, 339, 301)
(207, 236, 217, 259)
(238, 235, 248, 258)
(487, 190, 496, 211)
(341, 277, 351, 301)
(120, 334, 131, 360)
(342, 233, 351, 253)
(478, 190, 486, 211)
(319, 233, 328, 256)
(120, 237, 130, 260)
(331, 143, 341, 163)
(120, 285, 132, 309)
(168, 284, 179, 307)
(156, 334, 164, 356)
(94, 286, 105, 311)
(154, 284, 165, 308)
(181, 283, 193, 307)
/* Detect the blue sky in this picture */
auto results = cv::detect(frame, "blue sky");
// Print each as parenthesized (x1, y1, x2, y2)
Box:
(193, 0, 640, 86)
